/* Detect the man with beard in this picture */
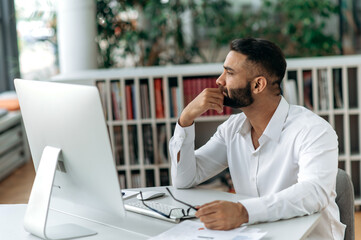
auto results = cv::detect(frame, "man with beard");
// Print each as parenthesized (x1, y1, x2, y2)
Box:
(169, 38, 345, 239)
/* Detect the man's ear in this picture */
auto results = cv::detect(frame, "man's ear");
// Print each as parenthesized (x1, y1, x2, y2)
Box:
(253, 76, 267, 94)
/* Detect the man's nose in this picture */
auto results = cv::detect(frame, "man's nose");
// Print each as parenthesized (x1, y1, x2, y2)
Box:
(216, 72, 226, 86)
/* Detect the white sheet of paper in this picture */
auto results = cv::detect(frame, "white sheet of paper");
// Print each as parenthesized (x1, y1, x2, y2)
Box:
(148, 220, 267, 240)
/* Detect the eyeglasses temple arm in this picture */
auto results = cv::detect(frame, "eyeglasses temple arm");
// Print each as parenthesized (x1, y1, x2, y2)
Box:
(166, 187, 197, 210)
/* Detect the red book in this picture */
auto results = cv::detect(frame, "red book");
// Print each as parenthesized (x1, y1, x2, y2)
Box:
(224, 104, 232, 115)
(201, 77, 209, 116)
(154, 78, 165, 118)
(183, 80, 191, 107)
(125, 85, 133, 120)
(194, 78, 206, 117)
(190, 78, 198, 109)
(111, 91, 117, 120)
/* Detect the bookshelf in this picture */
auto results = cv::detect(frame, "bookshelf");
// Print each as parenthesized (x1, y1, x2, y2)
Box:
(53, 55, 361, 206)
(0, 112, 29, 181)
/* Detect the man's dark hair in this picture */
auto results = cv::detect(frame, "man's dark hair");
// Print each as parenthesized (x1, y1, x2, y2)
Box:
(230, 38, 287, 95)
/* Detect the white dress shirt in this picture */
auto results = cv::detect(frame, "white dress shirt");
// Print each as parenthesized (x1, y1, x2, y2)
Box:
(169, 97, 345, 239)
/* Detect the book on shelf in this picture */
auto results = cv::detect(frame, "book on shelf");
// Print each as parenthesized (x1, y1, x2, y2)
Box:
(168, 78, 177, 118)
(159, 169, 170, 186)
(183, 78, 192, 109)
(154, 78, 165, 118)
(95, 81, 108, 120)
(224, 106, 232, 115)
(175, 87, 182, 117)
(333, 69, 343, 109)
(205, 78, 216, 116)
(318, 69, 329, 110)
(125, 84, 134, 120)
(118, 172, 126, 189)
(131, 84, 137, 119)
(128, 125, 139, 165)
(168, 82, 181, 118)
(140, 82, 151, 119)
(142, 124, 154, 164)
(303, 71, 313, 110)
(156, 124, 168, 164)
(194, 78, 205, 116)
(114, 126, 125, 165)
(169, 87, 175, 118)
(111, 81, 122, 120)
(131, 171, 141, 188)
(145, 170, 155, 187)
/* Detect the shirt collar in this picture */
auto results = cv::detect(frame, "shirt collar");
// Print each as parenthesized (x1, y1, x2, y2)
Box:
(239, 117, 251, 136)
(262, 96, 289, 142)
(238, 96, 289, 143)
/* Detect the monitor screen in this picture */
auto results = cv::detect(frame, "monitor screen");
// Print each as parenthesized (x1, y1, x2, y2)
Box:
(15, 79, 125, 226)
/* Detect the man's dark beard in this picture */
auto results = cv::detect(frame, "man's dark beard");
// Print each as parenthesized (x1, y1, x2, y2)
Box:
(220, 81, 254, 108)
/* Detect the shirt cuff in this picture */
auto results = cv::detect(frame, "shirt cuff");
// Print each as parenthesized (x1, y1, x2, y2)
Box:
(239, 197, 268, 224)
(174, 121, 195, 144)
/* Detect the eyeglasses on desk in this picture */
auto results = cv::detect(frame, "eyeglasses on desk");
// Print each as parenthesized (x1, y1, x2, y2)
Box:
(139, 187, 197, 219)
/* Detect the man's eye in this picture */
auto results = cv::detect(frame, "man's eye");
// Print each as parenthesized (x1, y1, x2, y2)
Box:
(227, 72, 233, 75)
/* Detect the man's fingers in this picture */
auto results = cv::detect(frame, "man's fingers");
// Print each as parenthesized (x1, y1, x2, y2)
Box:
(207, 97, 224, 112)
(209, 102, 223, 113)
(202, 88, 224, 101)
(196, 201, 249, 231)
(195, 201, 220, 217)
(203, 222, 225, 230)
(199, 213, 218, 224)
(196, 207, 217, 218)
(198, 211, 230, 230)
(204, 87, 223, 93)
(179, 88, 224, 126)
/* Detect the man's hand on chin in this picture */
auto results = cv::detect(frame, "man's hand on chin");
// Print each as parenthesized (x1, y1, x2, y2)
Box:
(195, 200, 249, 230)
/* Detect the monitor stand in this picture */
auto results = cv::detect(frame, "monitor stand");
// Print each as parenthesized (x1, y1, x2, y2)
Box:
(23, 146, 97, 239)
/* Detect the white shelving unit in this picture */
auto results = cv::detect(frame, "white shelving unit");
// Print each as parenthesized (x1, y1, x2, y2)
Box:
(54, 64, 231, 190)
(53, 55, 361, 206)
(0, 111, 29, 181)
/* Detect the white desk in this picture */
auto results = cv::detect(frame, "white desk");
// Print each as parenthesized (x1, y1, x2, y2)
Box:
(0, 187, 321, 240)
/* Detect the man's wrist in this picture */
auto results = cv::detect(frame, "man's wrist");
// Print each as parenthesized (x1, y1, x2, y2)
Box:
(237, 202, 249, 224)
(179, 114, 194, 127)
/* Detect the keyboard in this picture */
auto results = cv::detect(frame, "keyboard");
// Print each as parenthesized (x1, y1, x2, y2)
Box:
(124, 200, 196, 223)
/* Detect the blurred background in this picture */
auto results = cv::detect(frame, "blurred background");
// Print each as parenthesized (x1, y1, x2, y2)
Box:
(0, 0, 360, 238)
(6, 0, 361, 84)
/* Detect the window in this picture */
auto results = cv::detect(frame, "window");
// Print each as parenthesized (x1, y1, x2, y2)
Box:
(0, 0, 20, 91)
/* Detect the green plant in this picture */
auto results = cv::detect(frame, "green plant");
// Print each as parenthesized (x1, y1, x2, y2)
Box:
(96, 0, 341, 68)
(96, 0, 231, 68)
(219, 0, 341, 57)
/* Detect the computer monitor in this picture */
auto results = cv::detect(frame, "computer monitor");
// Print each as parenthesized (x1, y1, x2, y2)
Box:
(14, 79, 125, 239)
